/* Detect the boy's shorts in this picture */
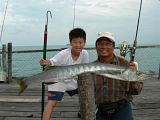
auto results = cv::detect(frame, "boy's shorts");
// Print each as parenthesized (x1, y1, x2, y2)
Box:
(48, 91, 64, 101)
(48, 89, 78, 101)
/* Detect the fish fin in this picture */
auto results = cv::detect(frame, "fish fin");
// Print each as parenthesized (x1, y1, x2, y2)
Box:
(44, 66, 55, 70)
(15, 79, 27, 95)
(137, 71, 154, 81)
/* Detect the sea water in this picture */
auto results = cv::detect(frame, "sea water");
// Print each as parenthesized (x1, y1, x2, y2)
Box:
(10, 45, 160, 77)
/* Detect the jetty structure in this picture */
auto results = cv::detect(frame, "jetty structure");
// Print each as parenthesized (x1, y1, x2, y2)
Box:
(0, 75, 160, 120)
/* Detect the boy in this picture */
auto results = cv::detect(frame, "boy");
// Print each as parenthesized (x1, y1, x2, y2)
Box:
(40, 28, 89, 120)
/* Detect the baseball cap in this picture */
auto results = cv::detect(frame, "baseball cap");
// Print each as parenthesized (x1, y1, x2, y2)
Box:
(96, 32, 115, 43)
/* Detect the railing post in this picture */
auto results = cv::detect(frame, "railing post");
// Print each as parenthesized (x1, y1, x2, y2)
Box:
(158, 64, 160, 79)
(78, 73, 96, 120)
(7, 42, 12, 83)
(1, 44, 7, 82)
(41, 82, 45, 119)
(2, 44, 7, 69)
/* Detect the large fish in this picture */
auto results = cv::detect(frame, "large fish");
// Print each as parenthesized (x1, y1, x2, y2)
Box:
(15, 62, 141, 94)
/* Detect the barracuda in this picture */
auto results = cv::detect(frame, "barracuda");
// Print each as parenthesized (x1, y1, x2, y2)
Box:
(15, 62, 139, 94)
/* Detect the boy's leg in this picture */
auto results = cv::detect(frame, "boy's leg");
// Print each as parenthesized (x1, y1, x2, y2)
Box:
(42, 100, 58, 120)
(42, 91, 64, 120)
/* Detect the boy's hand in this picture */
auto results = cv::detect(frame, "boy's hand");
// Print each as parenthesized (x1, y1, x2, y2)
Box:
(40, 59, 51, 66)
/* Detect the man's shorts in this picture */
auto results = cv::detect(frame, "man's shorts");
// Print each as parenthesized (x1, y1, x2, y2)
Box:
(48, 89, 78, 101)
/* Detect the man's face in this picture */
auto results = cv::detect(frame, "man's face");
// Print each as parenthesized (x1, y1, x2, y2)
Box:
(96, 38, 114, 57)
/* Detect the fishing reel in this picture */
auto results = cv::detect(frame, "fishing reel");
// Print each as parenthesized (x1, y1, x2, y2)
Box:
(119, 40, 137, 62)
(119, 41, 130, 57)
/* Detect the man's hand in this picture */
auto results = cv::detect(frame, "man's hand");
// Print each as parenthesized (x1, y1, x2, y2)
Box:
(129, 62, 138, 70)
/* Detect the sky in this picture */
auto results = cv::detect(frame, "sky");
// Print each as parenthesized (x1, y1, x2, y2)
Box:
(0, 0, 160, 47)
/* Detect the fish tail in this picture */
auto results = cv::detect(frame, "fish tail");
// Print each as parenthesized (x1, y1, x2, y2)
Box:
(15, 79, 27, 95)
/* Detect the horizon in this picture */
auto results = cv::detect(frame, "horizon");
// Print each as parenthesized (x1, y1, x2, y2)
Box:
(1, 43, 160, 49)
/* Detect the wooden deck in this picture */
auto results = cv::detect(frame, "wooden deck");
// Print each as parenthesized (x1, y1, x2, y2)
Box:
(0, 77, 160, 120)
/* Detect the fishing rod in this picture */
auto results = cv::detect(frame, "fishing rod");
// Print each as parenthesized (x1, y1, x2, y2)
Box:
(43, 10, 52, 71)
(120, 0, 143, 94)
(41, 10, 52, 117)
(120, 0, 143, 62)
(130, 0, 143, 62)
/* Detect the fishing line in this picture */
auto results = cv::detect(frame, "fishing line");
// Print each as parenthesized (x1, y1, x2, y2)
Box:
(72, 0, 76, 28)
(0, 0, 9, 43)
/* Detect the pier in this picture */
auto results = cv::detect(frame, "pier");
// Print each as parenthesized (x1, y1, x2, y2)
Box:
(0, 77, 160, 120)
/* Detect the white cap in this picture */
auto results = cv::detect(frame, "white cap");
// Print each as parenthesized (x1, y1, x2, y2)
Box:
(96, 32, 115, 43)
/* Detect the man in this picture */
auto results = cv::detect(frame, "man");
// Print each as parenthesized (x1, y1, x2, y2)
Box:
(95, 32, 137, 120)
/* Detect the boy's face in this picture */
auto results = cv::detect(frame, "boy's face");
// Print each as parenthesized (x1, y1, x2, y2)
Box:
(70, 37, 86, 53)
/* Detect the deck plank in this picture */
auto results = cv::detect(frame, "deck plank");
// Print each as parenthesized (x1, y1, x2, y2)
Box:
(0, 77, 160, 120)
